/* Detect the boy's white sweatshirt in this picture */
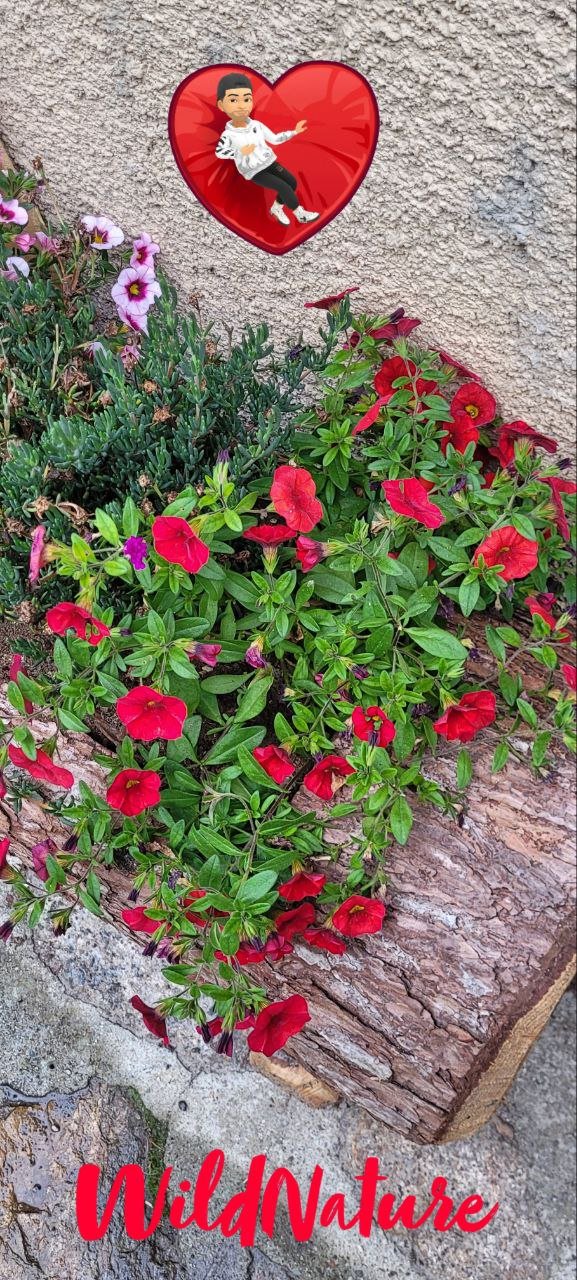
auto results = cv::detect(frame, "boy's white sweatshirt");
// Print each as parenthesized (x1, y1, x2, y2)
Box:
(215, 118, 297, 179)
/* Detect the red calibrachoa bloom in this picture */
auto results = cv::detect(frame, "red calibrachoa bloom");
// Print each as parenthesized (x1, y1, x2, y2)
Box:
(525, 596, 571, 641)
(106, 768, 162, 816)
(9, 654, 33, 713)
(433, 690, 497, 743)
(151, 516, 210, 573)
(121, 906, 159, 934)
(352, 705, 396, 748)
(295, 536, 330, 570)
(270, 466, 323, 533)
(473, 526, 539, 581)
(490, 421, 558, 468)
(252, 744, 295, 784)
(539, 476, 577, 541)
(304, 286, 359, 309)
(351, 397, 387, 437)
(243, 524, 297, 546)
(46, 602, 110, 646)
(8, 744, 74, 789)
(441, 418, 479, 455)
(279, 871, 326, 901)
(0, 838, 10, 880)
(116, 686, 187, 740)
(247, 994, 311, 1056)
(303, 754, 356, 801)
(332, 895, 386, 937)
(450, 382, 496, 428)
(275, 901, 316, 940)
(561, 664, 577, 692)
(0, 775, 6, 801)
(373, 355, 437, 404)
(382, 478, 445, 530)
(302, 925, 347, 954)
(130, 995, 170, 1046)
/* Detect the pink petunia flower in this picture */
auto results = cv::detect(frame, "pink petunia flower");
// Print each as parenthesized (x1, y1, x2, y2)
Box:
(117, 307, 149, 336)
(130, 232, 160, 270)
(11, 232, 35, 251)
(0, 198, 28, 227)
(81, 215, 124, 250)
(28, 525, 47, 583)
(112, 265, 161, 318)
(34, 231, 62, 254)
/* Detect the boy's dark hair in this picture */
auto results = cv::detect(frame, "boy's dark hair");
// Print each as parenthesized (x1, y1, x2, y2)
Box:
(216, 73, 253, 103)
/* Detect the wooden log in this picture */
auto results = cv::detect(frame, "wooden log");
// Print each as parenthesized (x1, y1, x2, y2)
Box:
(1, 675, 575, 1144)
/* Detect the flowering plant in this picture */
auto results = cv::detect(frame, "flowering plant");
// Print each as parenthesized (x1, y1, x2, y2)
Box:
(2, 184, 576, 1059)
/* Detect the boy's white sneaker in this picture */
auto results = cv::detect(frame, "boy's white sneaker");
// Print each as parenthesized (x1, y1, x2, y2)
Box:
(294, 206, 319, 223)
(270, 201, 290, 226)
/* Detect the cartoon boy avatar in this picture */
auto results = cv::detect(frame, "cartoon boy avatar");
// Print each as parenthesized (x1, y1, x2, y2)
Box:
(215, 73, 319, 227)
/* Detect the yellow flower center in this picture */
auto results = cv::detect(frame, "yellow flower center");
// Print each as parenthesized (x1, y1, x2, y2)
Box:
(466, 404, 479, 418)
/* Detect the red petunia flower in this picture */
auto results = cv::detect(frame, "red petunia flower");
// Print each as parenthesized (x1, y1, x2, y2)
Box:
(215, 938, 269, 965)
(433, 690, 497, 743)
(262, 932, 294, 962)
(352, 705, 396, 748)
(31, 838, 56, 882)
(130, 995, 170, 1046)
(116, 685, 187, 741)
(252, 744, 295, 785)
(275, 902, 316, 940)
(450, 383, 496, 428)
(279, 871, 326, 901)
(473, 525, 539, 581)
(152, 516, 210, 573)
(304, 286, 359, 310)
(46, 602, 110, 647)
(382, 478, 445, 529)
(9, 653, 33, 713)
(351, 397, 388, 437)
(106, 767, 162, 816)
(302, 925, 347, 954)
(303, 754, 356, 801)
(184, 889, 210, 926)
(374, 355, 437, 405)
(121, 906, 159, 934)
(0, 774, 6, 801)
(270, 466, 323, 533)
(538, 476, 577, 542)
(187, 642, 222, 667)
(243, 524, 297, 546)
(441, 418, 480, 455)
(437, 350, 482, 382)
(525, 596, 571, 641)
(561, 664, 577, 692)
(247, 994, 311, 1056)
(8, 744, 74, 789)
(489, 421, 558, 469)
(332, 895, 386, 937)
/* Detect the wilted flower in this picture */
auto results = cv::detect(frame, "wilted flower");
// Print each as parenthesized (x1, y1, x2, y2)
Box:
(28, 525, 47, 583)
(1, 255, 30, 281)
(12, 231, 35, 251)
(245, 637, 267, 669)
(187, 642, 222, 668)
(119, 342, 141, 369)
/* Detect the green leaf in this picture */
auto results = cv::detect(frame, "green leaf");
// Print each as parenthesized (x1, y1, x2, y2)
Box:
(517, 699, 538, 729)
(485, 626, 506, 664)
(309, 568, 356, 604)
(237, 744, 282, 789)
(94, 508, 121, 545)
(58, 708, 89, 733)
(390, 795, 413, 845)
(511, 513, 536, 541)
(53, 638, 73, 679)
(122, 496, 140, 537)
(492, 742, 510, 773)
(203, 723, 266, 765)
(458, 577, 480, 617)
(407, 627, 468, 662)
(235, 672, 274, 724)
(6, 682, 26, 714)
(235, 870, 278, 904)
(499, 671, 520, 706)
(456, 748, 473, 789)
(201, 674, 249, 693)
(532, 731, 552, 768)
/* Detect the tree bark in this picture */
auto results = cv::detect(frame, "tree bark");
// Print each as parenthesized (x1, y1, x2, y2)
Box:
(1, 653, 575, 1144)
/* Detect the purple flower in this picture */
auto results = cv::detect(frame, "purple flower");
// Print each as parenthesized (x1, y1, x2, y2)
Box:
(0, 921, 14, 942)
(0, 198, 28, 227)
(28, 524, 47, 583)
(351, 664, 370, 679)
(34, 231, 62, 254)
(123, 536, 148, 571)
(12, 232, 35, 251)
(81, 215, 124, 250)
(188, 642, 222, 668)
(31, 838, 57, 882)
(245, 638, 267, 669)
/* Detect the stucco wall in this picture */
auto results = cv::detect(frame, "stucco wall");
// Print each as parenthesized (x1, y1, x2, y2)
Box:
(1, 0, 576, 447)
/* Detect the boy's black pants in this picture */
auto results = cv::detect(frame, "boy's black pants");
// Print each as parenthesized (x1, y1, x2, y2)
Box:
(251, 161, 299, 210)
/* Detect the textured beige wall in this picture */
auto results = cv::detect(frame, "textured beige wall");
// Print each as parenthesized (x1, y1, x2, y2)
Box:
(1, 0, 576, 447)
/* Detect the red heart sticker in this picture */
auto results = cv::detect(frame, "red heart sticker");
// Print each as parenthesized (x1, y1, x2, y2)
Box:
(168, 62, 379, 255)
